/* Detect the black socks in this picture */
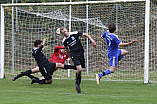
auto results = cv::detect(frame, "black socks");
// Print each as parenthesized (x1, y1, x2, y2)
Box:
(64, 65, 77, 70)
(75, 73, 81, 85)
(31, 78, 46, 84)
(26, 74, 39, 80)
(14, 69, 32, 80)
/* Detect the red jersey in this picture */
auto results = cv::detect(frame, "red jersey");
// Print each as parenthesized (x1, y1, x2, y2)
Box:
(49, 46, 69, 71)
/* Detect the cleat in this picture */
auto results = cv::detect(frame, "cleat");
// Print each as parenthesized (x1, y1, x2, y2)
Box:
(95, 74, 100, 85)
(31, 78, 37, 84)
(75, 81, 81, 93)
(12, 77, 16, 81)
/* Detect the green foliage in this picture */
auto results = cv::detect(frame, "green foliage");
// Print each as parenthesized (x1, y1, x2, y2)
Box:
(0, 78, 157, 104)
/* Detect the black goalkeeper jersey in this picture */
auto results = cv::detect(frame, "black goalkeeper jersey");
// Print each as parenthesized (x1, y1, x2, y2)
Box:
(32, 45, 49, 67)
(62, 31, 84, 57)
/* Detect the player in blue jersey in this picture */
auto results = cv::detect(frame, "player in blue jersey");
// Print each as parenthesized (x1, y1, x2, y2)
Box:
(95, 23, 138, 84)
(59, 27, 96, 93)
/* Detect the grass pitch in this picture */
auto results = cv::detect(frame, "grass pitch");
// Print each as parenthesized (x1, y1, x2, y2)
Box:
(0, 78, 157, 104)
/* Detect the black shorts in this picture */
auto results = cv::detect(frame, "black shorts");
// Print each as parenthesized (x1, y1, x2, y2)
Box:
(71, 55, 85, 68)
(39, 62, 56, 80)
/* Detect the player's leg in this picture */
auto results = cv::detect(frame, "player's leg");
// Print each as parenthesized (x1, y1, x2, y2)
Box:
(12, 66, 40, 81)
(96, 56, 118, 85)
(72, 56, 84, 93)
(31, 65, 53, 84)
(25, 66, 40, 80)
(99, 56, 118, 76)
(77, 56, 85, 85)
(12, 69, 33, 81)
(31, 66, 40, 73)
(26, 74, 39, 80)
(75, 65, 82, 93)
(20, 71, 39, 80)
(55, 63, 77, 70)
(121, 49, 128, 55)
(76, 65, 82, 83)
(118, 49, 128, 61)
(31, 77, 53, 84)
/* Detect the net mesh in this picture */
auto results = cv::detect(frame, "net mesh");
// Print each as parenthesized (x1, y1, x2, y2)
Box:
(1, 1, 156, 82)
(149, 1, 157, 83)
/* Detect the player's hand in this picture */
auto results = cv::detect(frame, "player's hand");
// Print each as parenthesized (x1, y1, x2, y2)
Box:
(42, 38, 47, 45)
(131, 40, 138, 43)
(92, 41, 97, 48)
(68, 58, 72, 64)
(43, 38, 47, 42)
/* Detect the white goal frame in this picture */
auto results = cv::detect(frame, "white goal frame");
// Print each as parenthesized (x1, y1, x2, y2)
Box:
(0, 0, 150, 83)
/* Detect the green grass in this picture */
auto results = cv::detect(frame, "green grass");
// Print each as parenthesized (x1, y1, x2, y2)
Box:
(0, 78, 157, 104)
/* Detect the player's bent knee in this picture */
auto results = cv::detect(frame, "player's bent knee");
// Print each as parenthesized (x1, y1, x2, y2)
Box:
(111, 70, 115, 73)
(123, 50, 128, 55)
(76, 65, 82, 71)
(77, 67, 82, 72)
(31, 67, 40, 73)
(110, 66, 116, 73)
(121, 49, 128, 55)
(56, 63, 64, 68)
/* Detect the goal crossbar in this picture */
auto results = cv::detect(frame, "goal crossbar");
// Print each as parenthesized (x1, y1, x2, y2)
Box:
(1, 0, 145, 7)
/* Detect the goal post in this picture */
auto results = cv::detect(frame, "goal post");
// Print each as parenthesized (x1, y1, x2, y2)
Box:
(144, 0, 150, 83)
(0, 0, 154, 83)
(1, 5, 4, 79)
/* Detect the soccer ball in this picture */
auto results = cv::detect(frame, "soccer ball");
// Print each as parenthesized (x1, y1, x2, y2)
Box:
(56, 28, 61, 34)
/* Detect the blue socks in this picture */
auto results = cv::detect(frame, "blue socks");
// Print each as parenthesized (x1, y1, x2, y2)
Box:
(118, 55, 124, 61)
(99, 69, 111, 78)
(98, 55, 124, 78)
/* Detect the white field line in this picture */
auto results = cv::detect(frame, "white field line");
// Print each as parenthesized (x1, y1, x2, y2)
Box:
(0, 89, 146, 98)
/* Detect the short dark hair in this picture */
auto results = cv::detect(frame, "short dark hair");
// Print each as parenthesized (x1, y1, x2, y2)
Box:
(108, 23, 116, 33)
(34, 40, 42, 47)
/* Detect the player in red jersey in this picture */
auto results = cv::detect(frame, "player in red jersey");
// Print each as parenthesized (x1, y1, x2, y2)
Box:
(12, 45, 76, 82)
(49, 45, 69, 71)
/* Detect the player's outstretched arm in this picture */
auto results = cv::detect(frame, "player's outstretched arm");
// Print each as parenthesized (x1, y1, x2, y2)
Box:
(83, 33, 96, 48)
(42, 38, 47, 46)
(40, 38, 47, 51)
(119, 40, 138, 47)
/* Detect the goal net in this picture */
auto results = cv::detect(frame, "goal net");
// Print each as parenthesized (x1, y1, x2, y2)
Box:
(1, 0, 156, 83)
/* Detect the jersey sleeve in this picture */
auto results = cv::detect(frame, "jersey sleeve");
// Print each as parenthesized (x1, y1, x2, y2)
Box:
(77, 32, 83, 36)
(102, 30, 108, 38)
(34, 45, 43, 54)
(114, 35, 122, 45)
(54, 46, 65, 53)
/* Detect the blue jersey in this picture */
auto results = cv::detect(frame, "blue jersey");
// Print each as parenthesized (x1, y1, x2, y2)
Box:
(102, 30, 121, 57)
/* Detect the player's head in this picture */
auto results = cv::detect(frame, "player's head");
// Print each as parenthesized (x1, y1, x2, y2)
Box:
(61, 49, 66, 54)
(34, 40, 42, 47)
(60, 27, 69, 37)
(108, 23, 116, 33)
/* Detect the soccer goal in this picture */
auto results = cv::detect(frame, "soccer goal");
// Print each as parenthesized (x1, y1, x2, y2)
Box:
(1, 0, 156, 83)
